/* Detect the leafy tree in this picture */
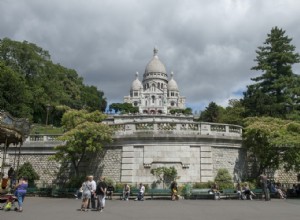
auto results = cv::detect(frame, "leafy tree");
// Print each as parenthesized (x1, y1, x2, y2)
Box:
(221, 99, 245, 126)
(150, 166, 177, 189)
(0, 61, 32, 118)
(51, 109, 114, 176)
(17, 162, 40, 187)
(198, 102, 224, 122)
(243, 27, 300, 118)
(0, 38, 107, 124)
(109, 103, 138, 114)
(243, 117, 300, 177)
(169, 108, 192, 115)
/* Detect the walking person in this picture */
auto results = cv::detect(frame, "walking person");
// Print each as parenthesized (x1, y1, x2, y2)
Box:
(81, 176, 92, 212)
(260, 173, 270, 201)
(96, 176, 107, 212)
(14, 176, 28, 212)
(87, 175, 96, 209)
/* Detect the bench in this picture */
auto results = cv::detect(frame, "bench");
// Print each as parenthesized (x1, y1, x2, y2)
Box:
(51, 188, 77, 198)
(189, 188, 215, 200)
(36, 187, 52, 197)
(147, 189, 171, 200)
(114, 188, 140, 200)
(26, 187, 38, 196)
(222, 189, 239, 199)
(251, 188, 263, 199)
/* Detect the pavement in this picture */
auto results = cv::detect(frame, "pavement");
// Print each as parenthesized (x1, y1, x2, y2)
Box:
(0, 197, 299, 220)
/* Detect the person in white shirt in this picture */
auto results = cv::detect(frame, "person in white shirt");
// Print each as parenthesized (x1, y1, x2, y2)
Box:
(135, 183, 145, 201)
(87, 175, 96, 209)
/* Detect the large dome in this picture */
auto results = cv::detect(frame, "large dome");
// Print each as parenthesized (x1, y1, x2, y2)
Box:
(131, 72, 142, 90)
(144, 48, 167, 75)
(167, 72, 179, 91)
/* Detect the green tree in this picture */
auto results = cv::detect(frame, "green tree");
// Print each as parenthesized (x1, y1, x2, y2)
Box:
(243, 117, 300, 177)
(109, 103, 138, 114)
(243, 27, 300, 118)
(150, 166, 177, 189)
(17, 162, 40, 187)
(199, 102, 224, 122)
(51, 109, 114, 176)
(0, 61, 32, 118)
(221, 99, 245, 126)
(0, 38, 107, 125)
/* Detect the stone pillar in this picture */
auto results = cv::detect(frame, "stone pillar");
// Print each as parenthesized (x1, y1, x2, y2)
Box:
(200, 145, 213, 182)
(121, 145, 134, 183)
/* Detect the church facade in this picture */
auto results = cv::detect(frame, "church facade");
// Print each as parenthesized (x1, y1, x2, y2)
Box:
(124, 48, 186, 114)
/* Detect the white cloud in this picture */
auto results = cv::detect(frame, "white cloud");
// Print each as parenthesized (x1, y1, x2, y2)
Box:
(1, 0, 300, 111)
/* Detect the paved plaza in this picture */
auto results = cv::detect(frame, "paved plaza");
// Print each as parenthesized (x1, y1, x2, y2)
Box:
(1, 197, 299, 220)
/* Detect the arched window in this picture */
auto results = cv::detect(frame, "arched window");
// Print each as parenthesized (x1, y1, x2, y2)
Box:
(152, 96, 155, 104)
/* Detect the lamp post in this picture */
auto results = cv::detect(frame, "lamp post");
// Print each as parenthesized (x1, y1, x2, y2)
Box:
(45, 104, 51, 126)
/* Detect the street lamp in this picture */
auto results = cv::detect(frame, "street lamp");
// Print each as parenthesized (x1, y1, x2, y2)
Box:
(45, 104, 51, 126)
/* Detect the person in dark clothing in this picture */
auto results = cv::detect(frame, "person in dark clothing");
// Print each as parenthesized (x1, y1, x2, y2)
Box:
(106, 183, 115, 200)
(260, 174, 270, 201)
(96, 176, 107, 212)
(170, 181, 179, 201)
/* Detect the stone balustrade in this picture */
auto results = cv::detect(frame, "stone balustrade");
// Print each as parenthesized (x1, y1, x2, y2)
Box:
(24, 122, 242, 143)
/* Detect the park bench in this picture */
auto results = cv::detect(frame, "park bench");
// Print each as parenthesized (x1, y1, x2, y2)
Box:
(51, 188, 77, 198)
(26, 187, 38, 196)
(147, 188, 171, 200)
(251, 188, 263, 199)
(189, 188, 215, 200)
(221, 189, 239, 199)
(286, 189, 300, 198)
(114, 188, 140, 200)
(36, 187, 52, 197)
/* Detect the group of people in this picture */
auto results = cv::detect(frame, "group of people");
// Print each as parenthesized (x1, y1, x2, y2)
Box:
(122, 182, 145, 201)
(80, 175, 107, 212)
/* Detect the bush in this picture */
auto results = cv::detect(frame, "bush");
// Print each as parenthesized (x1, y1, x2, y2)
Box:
(193, 182, 212, 189)
(17, 162, 39, 187)
(214, 168, 233, 189)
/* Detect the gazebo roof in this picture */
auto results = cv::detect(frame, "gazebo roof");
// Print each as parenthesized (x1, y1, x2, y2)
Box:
(0, 111, 30, 146)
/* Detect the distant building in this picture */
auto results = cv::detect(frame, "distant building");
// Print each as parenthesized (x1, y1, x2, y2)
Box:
(124, 48, 185, 114)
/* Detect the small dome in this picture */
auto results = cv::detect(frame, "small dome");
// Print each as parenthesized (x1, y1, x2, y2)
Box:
(145, 47, 167, 75)
(167, 72, 179, 91)
(131, 72, 143, 90)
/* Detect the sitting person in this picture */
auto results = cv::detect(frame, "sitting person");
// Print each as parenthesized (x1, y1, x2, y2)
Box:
(210, 182, 220, 200)
(135, 183, 145, 201)
(236, 182, 243, 199)
(106, 183, 114, 200)
(273, 183, 286, 199)
(170, 181, 179, 201)
(122, 184, 130, 200)
(242, 183, 256, 200)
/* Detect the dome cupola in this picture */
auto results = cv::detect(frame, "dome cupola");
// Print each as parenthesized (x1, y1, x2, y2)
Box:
(131, 72, 143, 90)
(143, 47, 168, 82)
(167, 72, 179, 91)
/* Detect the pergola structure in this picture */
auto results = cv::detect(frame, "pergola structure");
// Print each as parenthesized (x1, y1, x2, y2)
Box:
(0, 111, 30, 175)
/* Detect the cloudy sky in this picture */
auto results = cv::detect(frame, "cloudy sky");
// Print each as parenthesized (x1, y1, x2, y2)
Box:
(1, 0, 300, 112)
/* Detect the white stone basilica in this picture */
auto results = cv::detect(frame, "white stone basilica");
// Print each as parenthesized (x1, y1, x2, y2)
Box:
(124, 48, 186, 114)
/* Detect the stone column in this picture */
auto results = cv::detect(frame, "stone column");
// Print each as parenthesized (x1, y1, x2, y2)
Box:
(120, 145, 134, 183)
(200, 145, 213, 182)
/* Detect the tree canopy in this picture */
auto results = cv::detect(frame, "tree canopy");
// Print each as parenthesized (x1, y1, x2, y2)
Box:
(51, 109, 114, 176)
(243, 117, 300, 176)
(0, 38, 107, 125)
(243, 27, 300, 118)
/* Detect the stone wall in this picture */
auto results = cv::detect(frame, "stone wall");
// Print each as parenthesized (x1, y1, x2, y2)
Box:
(212, 147, 247, 182)
(8, 154, 60, 187)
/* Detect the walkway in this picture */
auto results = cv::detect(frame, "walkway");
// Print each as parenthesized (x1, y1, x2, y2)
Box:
(1, 197, 299, 220)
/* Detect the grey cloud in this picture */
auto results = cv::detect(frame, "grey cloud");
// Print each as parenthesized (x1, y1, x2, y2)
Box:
(1, 0, 300, 111)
